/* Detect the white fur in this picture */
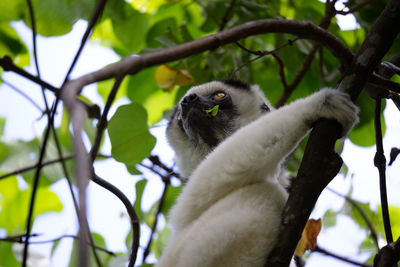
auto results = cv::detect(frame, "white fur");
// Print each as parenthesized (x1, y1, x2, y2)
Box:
(158, 83, 358, 267)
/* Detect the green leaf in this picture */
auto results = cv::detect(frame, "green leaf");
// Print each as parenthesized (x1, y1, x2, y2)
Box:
(359, 236, 378, 254)
(0, 23, 29, 67)
(322, 209, 338, 229)
(144, 201, 157, 227)
(0, 177, 62, 234)
(25, 0, 74, 36)
(349, 116, 385, 147)
(160, 185, 182, 216)
(151, 226, 170, 259)
(0, 243, 19, 267)
(0, 139, 46, 183)
(22, 0, 96, 36)
(108, 254, 130, 267)
(108, 103, 156, 166)
(126, 67, 159, 103)
(126, 179, 147, 250)
(133, 179, 147, 221)
(146, 18, 178, 48)
(0, 117, 5, 136)
(90, 18, 128, 56)
(112, 8, 151, 53)
(144, 89, 178, 124)
(97, 78, 128, 104)
(204, 105, 219, 118)
(379, 205, 400, 239)
(0, 0, 25, 23)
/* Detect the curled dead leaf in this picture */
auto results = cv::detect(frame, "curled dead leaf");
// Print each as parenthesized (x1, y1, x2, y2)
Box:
(155, 65, 193, 91)
(295, 218, 322, 257)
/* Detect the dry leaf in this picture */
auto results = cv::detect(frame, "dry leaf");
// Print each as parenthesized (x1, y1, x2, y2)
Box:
(294, 218, 322, 257)
(155, 65, 193, 91)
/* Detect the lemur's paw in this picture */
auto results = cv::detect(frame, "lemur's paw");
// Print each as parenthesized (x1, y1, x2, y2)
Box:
(314, 88, 359, 137)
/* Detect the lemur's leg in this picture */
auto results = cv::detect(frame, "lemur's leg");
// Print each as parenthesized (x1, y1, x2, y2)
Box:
(170, 89, 358, 231)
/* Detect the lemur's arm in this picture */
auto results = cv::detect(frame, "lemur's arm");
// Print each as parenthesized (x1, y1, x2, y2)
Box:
(170, 89, 358, 232)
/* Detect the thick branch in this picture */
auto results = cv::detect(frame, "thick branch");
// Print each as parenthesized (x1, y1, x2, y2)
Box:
(63, 19, 353, 92)
(374, 236, 400, 267)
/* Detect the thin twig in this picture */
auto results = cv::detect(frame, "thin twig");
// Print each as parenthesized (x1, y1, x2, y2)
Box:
(1, 233, 115, 256)
(374, 98, 393, 243)
(0, 154, 74, 180)
(369, 74, 400, 94)
(336, 0, 377, 15)
(219, 0, 237, 31)
(0, 56, 59, 94)
(148, 155, 180, 180)
(142, 179, 170, 263)
(91, 173, 139, 267)
(270, 52, 288, 88)
(1, 79, 43, 112)
(274, 44, 320, 107)
(25, 0, 51, 115)
(63, 0, 107, 84)
(313, 246, 373, 267)
(0, 154, 110, 181)
(327, 187, 379, 251)
(274, 0, 338, 107)
(232, 38, 300, 77)
(90, 75, 124, 161)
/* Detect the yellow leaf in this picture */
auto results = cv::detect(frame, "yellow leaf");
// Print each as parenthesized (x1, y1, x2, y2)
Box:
(176, 69, 194, 86)
(155, 65, 179, 89)
(155, 65, 193, 90)
(294, 218, 322, 257)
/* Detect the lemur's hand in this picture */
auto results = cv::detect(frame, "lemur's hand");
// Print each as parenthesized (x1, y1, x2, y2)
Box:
(309, 88, 359, 137)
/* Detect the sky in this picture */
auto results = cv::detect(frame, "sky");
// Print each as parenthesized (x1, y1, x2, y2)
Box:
(0, 6, 399, 267)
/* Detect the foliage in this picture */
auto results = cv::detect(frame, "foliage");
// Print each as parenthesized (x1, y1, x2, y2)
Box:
(0, 0, 399, 266)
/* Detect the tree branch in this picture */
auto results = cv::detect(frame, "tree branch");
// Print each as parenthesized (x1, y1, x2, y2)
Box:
(142, 180, 169, 263)
(336, 0, 377, 15)
(0, 79, 43, 112)
(0, 56, 59, 94)
(374, 98, 393, 243)
(327, 188, 379, 251)
(90, 75, 125, 161)
(63, 18, 354, 93)
(266, 0, 400, 265)
(374, 236, 400, 267)
(91, 173, 140, 267)
(313, 246, 373, 267)
(219, 0, 237, 32)
(1, 233, 115, 256)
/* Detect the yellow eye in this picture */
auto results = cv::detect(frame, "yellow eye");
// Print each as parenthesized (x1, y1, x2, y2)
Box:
(213, 92, 225, 100)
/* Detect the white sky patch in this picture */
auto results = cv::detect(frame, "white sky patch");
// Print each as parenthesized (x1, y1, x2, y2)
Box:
(319, 0, 361, 30)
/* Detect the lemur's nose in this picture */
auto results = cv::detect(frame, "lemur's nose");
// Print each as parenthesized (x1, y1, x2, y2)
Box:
(181, 94, 198, 105)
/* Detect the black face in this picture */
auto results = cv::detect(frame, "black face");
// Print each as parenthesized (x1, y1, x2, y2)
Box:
(175, 90, 238, 148)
